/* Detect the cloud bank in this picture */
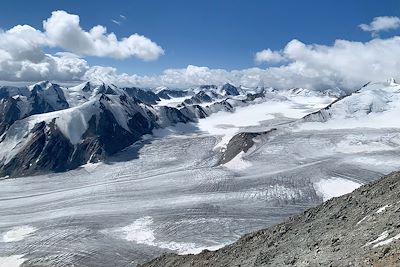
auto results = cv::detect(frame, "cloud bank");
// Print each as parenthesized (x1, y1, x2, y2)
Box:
(0, 10, 164, 82)
(86, 35, 400, 91)
(0, 14, 399, 92)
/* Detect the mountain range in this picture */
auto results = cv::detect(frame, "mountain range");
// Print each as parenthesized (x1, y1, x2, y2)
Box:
(2, 79, 398, 178)
(0, 81, 284, 177)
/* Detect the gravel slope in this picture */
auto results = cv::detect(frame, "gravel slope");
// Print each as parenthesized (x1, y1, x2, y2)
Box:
(142, 171, 400, 267)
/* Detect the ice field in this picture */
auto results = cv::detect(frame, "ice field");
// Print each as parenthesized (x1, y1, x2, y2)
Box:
(2, 91, 400, 266)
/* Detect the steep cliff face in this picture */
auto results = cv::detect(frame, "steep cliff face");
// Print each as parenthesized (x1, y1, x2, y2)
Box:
(142, 171, 400, 267)
(0, 81, 70, 136)
(0, 81, 266, 177)
(0, 82, 194, 177)
(0, 80, 337, 177)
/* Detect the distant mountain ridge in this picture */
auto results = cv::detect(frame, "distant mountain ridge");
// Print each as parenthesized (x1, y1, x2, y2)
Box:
(0, 81, 277, 177)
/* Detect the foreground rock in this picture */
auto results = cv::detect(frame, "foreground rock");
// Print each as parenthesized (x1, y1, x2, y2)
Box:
(142, 171, 400, 267)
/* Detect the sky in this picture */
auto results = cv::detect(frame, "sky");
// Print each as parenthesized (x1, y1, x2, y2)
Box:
(0, 0, 400, 90)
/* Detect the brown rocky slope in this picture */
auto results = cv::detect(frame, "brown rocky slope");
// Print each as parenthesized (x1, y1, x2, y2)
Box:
(142, 171, 400, 267)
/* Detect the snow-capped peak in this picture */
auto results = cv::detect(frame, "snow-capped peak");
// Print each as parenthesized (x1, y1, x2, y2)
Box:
(154, 86, 169, 93)
(69, 81, 97, 92)
(387, 77, 399, 87)
(28, 80, 54, 91)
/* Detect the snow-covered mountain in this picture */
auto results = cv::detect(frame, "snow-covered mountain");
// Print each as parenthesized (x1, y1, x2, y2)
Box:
(0, 81, 274, 177)
(0, 80, 350, 177)
(0, 82, 195, 177)
(0, 81, 69, 136)
(156, 87, 189, 100)
(302, 79, 400, 128)
(206, 80, 400, 168)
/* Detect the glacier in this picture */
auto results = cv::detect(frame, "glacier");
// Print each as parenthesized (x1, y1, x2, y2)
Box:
(1, 81, 400, 266)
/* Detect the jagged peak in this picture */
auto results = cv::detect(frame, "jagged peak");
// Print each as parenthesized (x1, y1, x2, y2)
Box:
(387, 77, 399, 86)
(28, 80, 56, 91)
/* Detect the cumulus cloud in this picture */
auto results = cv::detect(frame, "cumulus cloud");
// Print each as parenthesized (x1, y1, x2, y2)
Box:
(43, 10, 164, 60)
(85, 36, 400, 91)
(0, 23, 88, 82)
(279, 37, 400, 89)
(0, 10, 163, 82)
(254, 48, 286, 63)
(1, 11, 400, 92)
(359, 16, 400, 37)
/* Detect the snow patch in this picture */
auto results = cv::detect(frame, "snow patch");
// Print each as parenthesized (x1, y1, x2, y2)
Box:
(156, 97, 189, 108)
(24, 98, 98, 145)
(81, 162, 102, 173)
(313, 178, 362, 201)
(117, 216, 225, 255)
(1, 225, 37, 242)
(356, 215, 370, 225)
(223, 152, 252, 170)
(376, 204, 391, 214)
(373, 233, 400, 247)
(364, 231, 389, 247)
(0, 255, 25, 267)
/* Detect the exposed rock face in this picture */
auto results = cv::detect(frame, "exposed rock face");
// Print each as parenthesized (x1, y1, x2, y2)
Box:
(0, 82, 70, 136)
(302, 95, 346, 122)
(0, 97, 23, 136)
(246, 90, 265, 101)
(2, 120, 76, 176)
(179, 104, 208, 119)
(221, 83, 240, 96)
(301, 83, 371, 122)
(219, 129, 277, 164)
(157, 106, 193, 125)
(157, 89, 189, 99)
(0, 82, 194, 177)
(29, 81, 69, 113)
(180, 91, 220, 106)
(0, 94, 158, 177)
(0, 85, 29, 99)
(142, 171, 400, 267)
(123, 87, 161, 105)
(199, 85, 218, 90)
(0, 80, 276, 177)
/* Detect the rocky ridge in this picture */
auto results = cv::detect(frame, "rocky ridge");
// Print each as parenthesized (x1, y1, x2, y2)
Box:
(142, 171, 400, 267)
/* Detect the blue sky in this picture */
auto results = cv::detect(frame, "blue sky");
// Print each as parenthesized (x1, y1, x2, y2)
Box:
(0, 0, 400, 90)
(0, 0, 399, 76)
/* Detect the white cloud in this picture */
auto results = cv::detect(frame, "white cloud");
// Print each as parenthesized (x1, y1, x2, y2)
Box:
(280, 37, 400, 89)
(0, 10, 163, 82)
(111, 19, 122, 25)
(85, 36, 400, 91)
(0, 11, 399, 92)
(43, 10, 164, 60)
(0, 23, 89, 82)
(83, 66, 138, 85)
(254, 49, 286, 63)
(359, 16, 400, 37)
